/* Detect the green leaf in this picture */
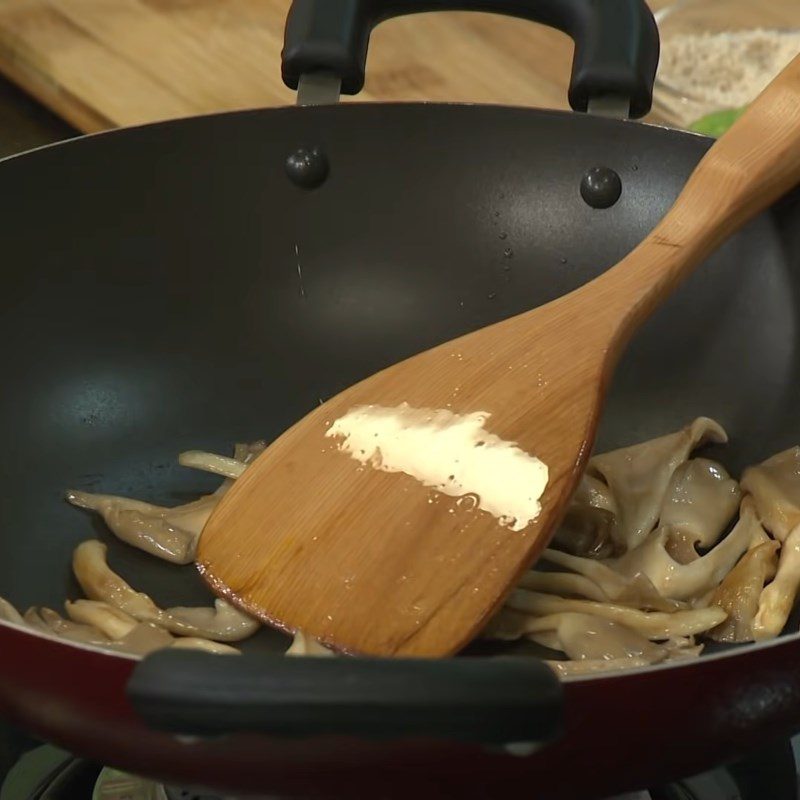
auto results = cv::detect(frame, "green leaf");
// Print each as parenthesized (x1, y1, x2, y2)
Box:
(689, 107, 748, 138)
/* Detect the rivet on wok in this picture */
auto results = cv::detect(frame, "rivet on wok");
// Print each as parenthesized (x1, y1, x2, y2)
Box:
(580, 167, 622, 209)
(285, 146, 329, 189)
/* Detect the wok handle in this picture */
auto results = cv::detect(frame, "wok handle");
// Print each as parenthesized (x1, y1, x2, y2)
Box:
(127, 649, 562, 744)
(281, 0, 659, 118)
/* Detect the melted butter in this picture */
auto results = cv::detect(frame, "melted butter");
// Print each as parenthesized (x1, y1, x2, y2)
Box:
(326, 403, 549, 531)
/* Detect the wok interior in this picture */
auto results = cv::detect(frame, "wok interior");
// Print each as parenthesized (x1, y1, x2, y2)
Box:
(0, 105, 798, 663)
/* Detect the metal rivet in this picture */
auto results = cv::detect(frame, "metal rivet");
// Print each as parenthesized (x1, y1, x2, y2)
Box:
(580, 166, 622, 209)
(285, 146, 329, 189)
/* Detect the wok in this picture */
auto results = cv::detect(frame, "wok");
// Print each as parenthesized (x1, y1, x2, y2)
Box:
(1, 0, 800, 797)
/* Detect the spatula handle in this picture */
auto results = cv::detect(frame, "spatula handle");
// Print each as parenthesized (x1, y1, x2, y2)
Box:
(598, 53, 800, 334)
(128, 649, 562, 745)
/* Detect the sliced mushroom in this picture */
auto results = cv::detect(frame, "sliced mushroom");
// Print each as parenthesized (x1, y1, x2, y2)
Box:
(482, 611, 572, 651)
(551, 475, 618, 559)
(65, 491, 219, 564)
(546, 657, 653, 677)
(286, 631, 335, 657)
(65, 599, 240, 655)
(753, 523, 800, 640)
(554, 613, 670, 662)
(32, 603, 235, 656)
(517, 571, 609, 602)
(0, 596, 23, 625)
(487, 610, 683, 664)
(65, 441, 265, 564)
(659, 458, 740, 553)
(608, 500, 764, 602)
(741, 446, 800, 541)
(708, 540, 779, 643)
(65, 599, 138, 639)
(170, 637, 240, 655)
(588, 417, 727, 551)
(24, 606, 115, 647)
(73, 540, 162, 618)
(179, 441, 266, 478)
(120, 622, 180, 655)
(165, 600, 261, 642)
(505, 590, 726, 639)
(31, 605, 167, 655)
(178, 451, 246, 479)
(73, 540, 259, 642)
(538, 548, 683, 612)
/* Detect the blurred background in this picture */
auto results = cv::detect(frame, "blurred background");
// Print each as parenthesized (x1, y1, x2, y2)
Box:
(1, 0, 799, 159)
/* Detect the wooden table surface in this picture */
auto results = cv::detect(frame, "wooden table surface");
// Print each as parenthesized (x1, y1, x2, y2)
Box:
(0, 0, 670, 134)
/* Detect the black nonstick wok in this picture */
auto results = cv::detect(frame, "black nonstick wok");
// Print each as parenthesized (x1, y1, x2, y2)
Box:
(1, 1, 800, 797)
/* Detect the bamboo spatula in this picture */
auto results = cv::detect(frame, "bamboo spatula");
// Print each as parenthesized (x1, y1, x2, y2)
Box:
(198, 55, 800, 657)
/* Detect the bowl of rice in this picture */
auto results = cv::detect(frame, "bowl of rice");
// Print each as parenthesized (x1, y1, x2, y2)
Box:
(654, 0, 800, 134)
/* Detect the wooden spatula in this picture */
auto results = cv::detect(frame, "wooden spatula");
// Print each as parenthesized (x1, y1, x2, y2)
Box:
(198, 55, 800, 657)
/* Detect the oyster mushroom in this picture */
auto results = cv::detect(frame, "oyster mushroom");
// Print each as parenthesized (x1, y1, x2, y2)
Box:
(482, 609, 564, 651)
(505, 590, 726, 639)
(538, 548, 683, 612)
(65, 491, 220, 565)
(65, 599, 239, 654)
(741, 446, 800, 541)
(177, 440, 266, 479)
(72, 540, 259, 641)
(708, 540, 779, 643)
(24, 607, 119, 647)
(121, 622, 180, 655)
(65, 441, 265, 564)
(0, 596, 23, 625)
(286, 631, 335, 657)
(753, 523, 800, 640)
(166, 600, 261, 641)
(170, 637, 240, 655)
(588, 417, 727, 551)
(659, 458, 741, 561)
(178, 451, 246, 479)
(608, 499, 764, 602)
(550, 475, 618, 559)
(555, 613, 672, 662)
(517, 571, 609, 602)
(65, 599, 138, 639)
(557, 613, 699, 661)
(547, 657, 652, 677)
(484, 610, 698, 667)
(32, 601, 236, 656)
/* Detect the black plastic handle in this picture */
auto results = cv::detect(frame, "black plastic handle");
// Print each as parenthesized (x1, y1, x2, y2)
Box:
(282, 0, 660, 117)
(128, 650, 563, 745)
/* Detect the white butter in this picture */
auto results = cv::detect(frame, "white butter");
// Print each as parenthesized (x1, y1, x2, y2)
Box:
(326, 403, 549, 531)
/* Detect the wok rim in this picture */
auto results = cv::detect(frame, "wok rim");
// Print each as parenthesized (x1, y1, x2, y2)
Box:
(0, 100, 712, 169)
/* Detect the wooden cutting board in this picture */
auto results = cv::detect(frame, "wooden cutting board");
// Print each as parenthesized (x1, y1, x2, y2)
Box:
(0, 0, 668, 133)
